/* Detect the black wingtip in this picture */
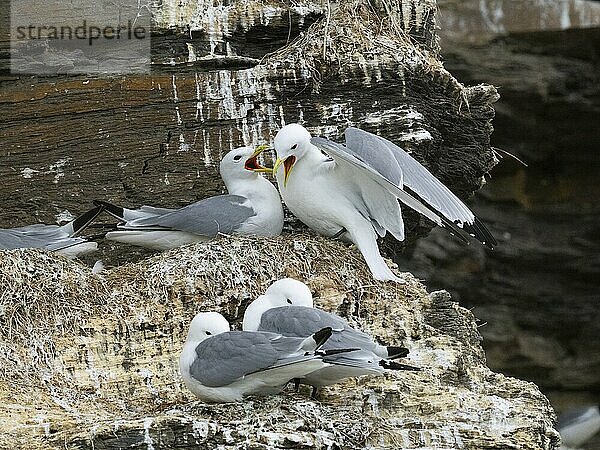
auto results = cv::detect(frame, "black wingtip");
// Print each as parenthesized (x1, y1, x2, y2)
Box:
(71, 205, 105, 237)
(321, 347, 360, 356)
(461, 216, 497, 249)
(379, 360, 421, 371)
(386, 346, 409, 359)
(440, 214, 497, 250)
(93, 200, 125, 221)
(312, 327, 333, 349)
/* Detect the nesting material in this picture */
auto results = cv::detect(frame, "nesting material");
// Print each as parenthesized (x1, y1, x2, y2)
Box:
(0, 235, 558, 449)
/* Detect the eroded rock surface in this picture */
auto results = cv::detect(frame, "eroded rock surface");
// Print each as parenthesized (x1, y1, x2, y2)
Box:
(0, 0, 497, 261)
(0, 237, 558, 449)
(406, 0, 600, 404)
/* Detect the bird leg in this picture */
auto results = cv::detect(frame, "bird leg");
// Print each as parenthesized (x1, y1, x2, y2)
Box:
(311, 386, 319, 399)
(293, 379, 301, 392)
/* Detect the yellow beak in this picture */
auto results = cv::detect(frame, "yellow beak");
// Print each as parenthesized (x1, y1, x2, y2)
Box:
(245, 145, 273, 173)
(273, 156, 296, 187)
(272, 157, 283, 177)
(252, 145, 271, 157)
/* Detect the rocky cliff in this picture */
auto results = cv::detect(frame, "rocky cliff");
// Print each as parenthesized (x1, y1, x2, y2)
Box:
(401, 0, 600, 417)
(0, 237, 559, 449)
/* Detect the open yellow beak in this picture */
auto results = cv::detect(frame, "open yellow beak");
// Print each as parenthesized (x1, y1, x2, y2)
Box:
(273, 156, 296, 187)
(245, 145, 273, 173)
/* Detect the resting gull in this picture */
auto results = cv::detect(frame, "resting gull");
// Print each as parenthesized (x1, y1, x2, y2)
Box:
(96, 146, 283, 250)
(0, 205, 104, 258)
(243, 278, 420, 396)
(179, 311, 354, 403)
(266, 124, 496, 282)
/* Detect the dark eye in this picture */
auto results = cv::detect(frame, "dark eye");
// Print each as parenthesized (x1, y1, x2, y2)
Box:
(286, 299, 292, 304)
(205, 331, 212, 335)
(233, 155, 242, 161)
(291, 144, 297, 150)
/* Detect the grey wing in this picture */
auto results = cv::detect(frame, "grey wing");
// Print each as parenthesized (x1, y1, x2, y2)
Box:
(138, 205, 175, 216)
(312, 136, 486, 246)
(260, 306, 345, 337)
(558, 406, 600, 430)
(44, 237, 90, 252)
(346, 127, 472, 223)
(0, 229, 44, 249)
(260, 306, 373, 351)
(123, 195, 256, 236)
(190, 331, 280, 387)
(0, 225, 69, 250)
(311, 136, 444, 226)
(344, 128, 497, 247)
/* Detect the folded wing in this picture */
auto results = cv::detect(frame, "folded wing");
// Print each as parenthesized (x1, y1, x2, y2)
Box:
(120, 195, 256, 237)
(190, 331, 283, 387)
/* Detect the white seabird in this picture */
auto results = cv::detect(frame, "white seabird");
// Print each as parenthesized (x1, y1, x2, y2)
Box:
(268, 124, 496, 282)
(558, 405, 600, 449)
(97, 146, 283, 250)
(179, 311, 344, 403)
(243, 278, 419, 396)
(0, 205, 104, 258)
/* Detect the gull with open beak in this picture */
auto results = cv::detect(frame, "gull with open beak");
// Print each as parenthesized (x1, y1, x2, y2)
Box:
(265, 124, 496, 282)
(96, 146, 284, 250)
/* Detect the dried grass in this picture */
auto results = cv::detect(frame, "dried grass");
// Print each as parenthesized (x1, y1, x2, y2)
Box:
(0, 234, 398, 386)
(262, 0, 441, 84)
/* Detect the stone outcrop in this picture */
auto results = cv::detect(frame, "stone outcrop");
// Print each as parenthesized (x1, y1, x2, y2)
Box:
(401, 0, 600, 415)
(0, 237, 559, 449)
(1, 0, 497, 261)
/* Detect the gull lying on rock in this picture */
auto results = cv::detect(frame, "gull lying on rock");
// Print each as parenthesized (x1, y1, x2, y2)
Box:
(264, 124, 496, 282)
(179, 311, 355, 403)
(243, 278, 420, 397)
(96, 146, 283, 250)
(0, 205, 104, 257)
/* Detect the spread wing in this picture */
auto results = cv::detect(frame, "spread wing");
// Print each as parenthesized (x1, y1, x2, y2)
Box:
(345, 128, 496, 247)
(120, 195, 256, 237)
(311, 130, 495, 248)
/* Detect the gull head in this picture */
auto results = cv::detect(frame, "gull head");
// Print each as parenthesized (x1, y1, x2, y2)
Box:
(220, 147, 270, 184)
(186, 311, 230, 344)
(242, 278, 314, 331)
(272, 124, 312, 187)
(264, 278, 314, 307)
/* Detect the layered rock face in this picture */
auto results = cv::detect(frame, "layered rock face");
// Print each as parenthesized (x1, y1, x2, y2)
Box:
(0, 237, 559, 449)
(402, 0, 600, 409)
(1, 0, 496, 253)
(0, 1, 564, 447)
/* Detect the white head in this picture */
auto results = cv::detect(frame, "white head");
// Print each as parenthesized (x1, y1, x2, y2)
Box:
(272, 124, 313, 186)
(265, 278, 314, 306)
(219, 146, 270, 186)
(242, 278, 314, 331)
(185, 311, 230, 344)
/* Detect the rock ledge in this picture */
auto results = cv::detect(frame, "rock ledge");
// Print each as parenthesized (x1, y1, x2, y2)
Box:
(0, 235, 558, 449)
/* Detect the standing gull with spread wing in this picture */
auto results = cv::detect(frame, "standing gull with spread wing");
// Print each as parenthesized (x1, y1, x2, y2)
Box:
(265, 124, 495, 282)
(96, 146, 283, 250)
